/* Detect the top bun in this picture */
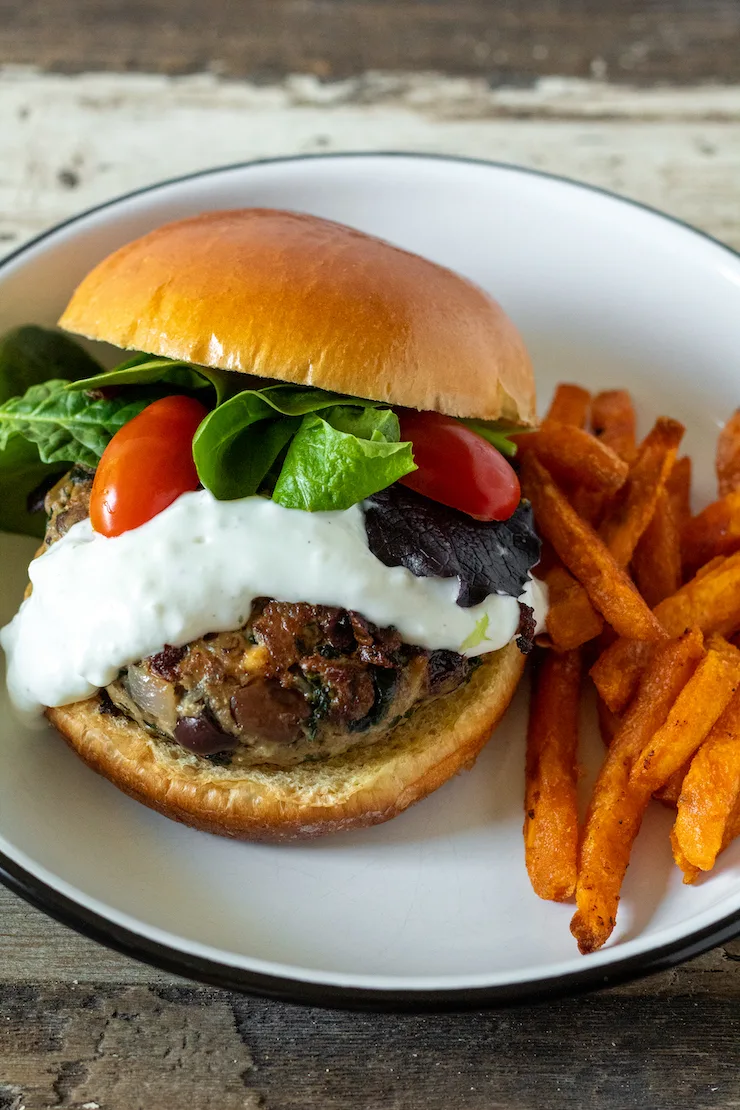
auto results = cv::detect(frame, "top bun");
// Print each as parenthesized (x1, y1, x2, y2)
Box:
(59, 208, 536, 424)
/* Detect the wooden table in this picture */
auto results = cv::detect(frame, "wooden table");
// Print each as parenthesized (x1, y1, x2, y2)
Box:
(2, 4, 740, 1106)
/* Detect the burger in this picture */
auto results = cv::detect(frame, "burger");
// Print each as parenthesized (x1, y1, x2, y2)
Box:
(0, 208, 544, 839)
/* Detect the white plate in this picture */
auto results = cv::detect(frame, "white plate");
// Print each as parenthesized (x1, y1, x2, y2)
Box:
(2, 154, 740, 1009)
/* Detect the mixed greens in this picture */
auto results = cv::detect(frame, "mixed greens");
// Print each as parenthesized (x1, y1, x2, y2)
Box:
(0, 325, 522, 538)
(365, 484, 540, 607)
(0, 327, 103, 537)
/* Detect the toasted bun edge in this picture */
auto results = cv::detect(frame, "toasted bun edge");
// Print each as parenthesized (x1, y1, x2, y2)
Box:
(46, 642, 525, 841)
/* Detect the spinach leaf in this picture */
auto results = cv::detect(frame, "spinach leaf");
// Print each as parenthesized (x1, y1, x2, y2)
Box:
(0, 325, 102, 404)
(0, 379, 155, 468)
(204, 412, 300, 501)
(192, 385, 383, 501)
(193, 391, 299, 500)
(272, 412, 415, 512)
(67, 353, 242, 406)
(0, 435, 66, 538)
(0, 328, 102, 535)
(259, 385, 380, 417)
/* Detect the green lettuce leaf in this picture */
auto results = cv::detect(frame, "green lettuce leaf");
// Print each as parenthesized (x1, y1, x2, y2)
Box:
(272, 410, 415, 512)
(192, 385, 385, 502)
(0, 379, 155, 468)
(322, 405, 401, 442)
(67, 353, 241, 406)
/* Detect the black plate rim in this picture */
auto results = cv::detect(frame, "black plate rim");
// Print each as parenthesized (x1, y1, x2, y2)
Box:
(2, 150, 740, 1012)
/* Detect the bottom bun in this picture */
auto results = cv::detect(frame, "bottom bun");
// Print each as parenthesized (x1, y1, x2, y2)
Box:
(46, 643, 525, 841)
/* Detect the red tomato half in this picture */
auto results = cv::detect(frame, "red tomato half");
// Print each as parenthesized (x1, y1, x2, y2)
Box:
(397, 409, 521, 521)
(90, 395, 208, 537)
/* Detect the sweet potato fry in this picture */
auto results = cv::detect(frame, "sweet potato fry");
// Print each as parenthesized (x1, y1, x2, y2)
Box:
(653, 763, 687, 808)
(516, 422, 629, 495)
(597, 696, 621, 747)
(591, 550, 740, 713)
(723, 799, 740, 848)
(632, 487, 682, 608)
(542, 565, 604, 652)
(647, 550, 740, 639)
(682, 490, 740, 577)
(530, 420, 682, 651)
(674, 797, 740, 884)
(590, 640, 654, 715)
(569, 487, 607, 529)
(667, 455, 692, 533)
(671, 831, 700, 884)
(600, 417, 684, 569)
(693, 554, 727, 581)
(672, 689, 740, 873)
(524, 649, 582, 902)
(716, 410, 740, 497)
(630, 637, 740, 796)
(521, 455, 665, 642)
(590, 390, 637, 463)
(545, 383, 591, 428)
(571, 629, 704, 954)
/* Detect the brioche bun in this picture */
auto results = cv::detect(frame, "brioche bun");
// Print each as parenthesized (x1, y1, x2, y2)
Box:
(58, 208, 536, 425)
(46, 643, 524, 841)
(47, 209, 536, 840)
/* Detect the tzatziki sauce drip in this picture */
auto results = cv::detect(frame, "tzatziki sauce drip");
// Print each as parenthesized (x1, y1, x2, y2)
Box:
(0, 490, 547, 720)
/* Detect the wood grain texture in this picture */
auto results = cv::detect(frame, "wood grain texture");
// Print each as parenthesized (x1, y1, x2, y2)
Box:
(1, 0, 739, 84)
(2, 73, 740, 254)
(0, 949, 739, 1109)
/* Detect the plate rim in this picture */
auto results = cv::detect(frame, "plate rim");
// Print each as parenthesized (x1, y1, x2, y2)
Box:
(2, 150, 740, 1011)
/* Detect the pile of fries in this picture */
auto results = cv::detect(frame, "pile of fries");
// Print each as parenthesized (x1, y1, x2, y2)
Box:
(519, 384, 740, 954)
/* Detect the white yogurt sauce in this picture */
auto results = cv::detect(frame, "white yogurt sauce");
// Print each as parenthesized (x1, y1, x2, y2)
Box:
(0, 490, 546, 719)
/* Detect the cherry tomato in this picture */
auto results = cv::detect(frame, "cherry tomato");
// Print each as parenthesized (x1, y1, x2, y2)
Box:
(90, 395, 208, 537)
(397, 409, 521, 521)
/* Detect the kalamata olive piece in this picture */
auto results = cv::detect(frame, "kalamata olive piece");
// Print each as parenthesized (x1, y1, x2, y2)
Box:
(427, 649, 471, 696)
(231, 680, 310, 744)
(174, 714, 238, 756)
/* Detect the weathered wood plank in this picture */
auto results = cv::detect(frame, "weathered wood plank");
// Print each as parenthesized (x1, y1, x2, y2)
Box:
(0, 984, 260, 1110)
(0, 887, 174, 985)
(0, 976, 739, 1109)
(2, 0, 739, 84)
(2, 72, 740, 253)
